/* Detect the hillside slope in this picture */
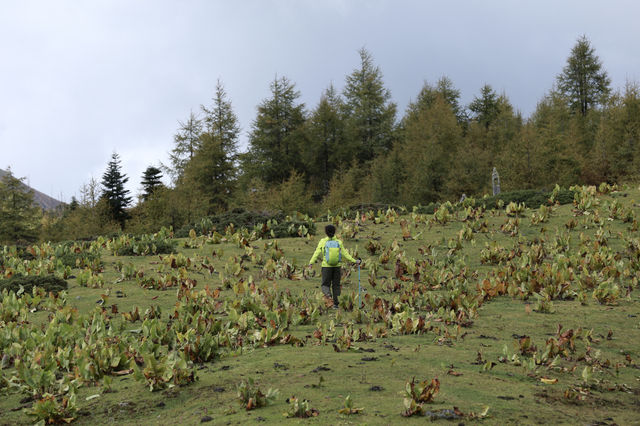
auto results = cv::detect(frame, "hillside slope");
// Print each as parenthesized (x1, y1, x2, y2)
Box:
(0, 168, 64, 211)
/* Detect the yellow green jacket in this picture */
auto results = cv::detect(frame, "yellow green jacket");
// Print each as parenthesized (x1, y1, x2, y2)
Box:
(309, 236, 356, 267)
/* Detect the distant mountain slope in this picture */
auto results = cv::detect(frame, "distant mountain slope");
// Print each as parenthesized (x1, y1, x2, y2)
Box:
(0, 169, 65, 211)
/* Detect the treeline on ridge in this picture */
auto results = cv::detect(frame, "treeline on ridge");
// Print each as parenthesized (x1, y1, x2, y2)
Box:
(2, 36, 639, 243)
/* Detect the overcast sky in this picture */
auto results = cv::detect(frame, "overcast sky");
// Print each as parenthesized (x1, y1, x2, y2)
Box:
(1, 0, 639, 203)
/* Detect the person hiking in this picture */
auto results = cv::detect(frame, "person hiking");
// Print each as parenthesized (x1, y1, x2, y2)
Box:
(308, 224, 360, 309)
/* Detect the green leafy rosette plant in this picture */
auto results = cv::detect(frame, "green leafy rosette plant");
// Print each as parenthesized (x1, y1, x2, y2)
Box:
(402, 377, 440, 417)
(236, 377, 278, 410)
(283, 396, 318, 418)
(27, 392, 77, 424)
(133, 351, 197, 391)
(338, 395, 363, 415)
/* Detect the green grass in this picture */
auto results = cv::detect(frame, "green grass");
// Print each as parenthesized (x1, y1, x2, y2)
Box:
(2, 186, 640, 425)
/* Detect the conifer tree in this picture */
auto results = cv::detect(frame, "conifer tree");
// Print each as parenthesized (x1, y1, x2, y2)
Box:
(557, 35, 611, 117)
(369, 147, 405, 204)
(407, 77, 466, 125)
(182, 133, 235, 213)
(201, 80, 240, 156)
(0, 169, 41, 243)
(101, 152, 132, 228)
(167, 111, 203, 183)
(180, 79, 242, 212)
(468, 84, 500, 129)
(399, 96, 462, 204)
(436, 76, 467, 124)
(245, 76, 306, 184)
(304, 85, 346, 198)
(79, 177, 100, 208)
(141, 166, 164, 201)
(527, 92, 582, 186)
(592, 83, 640, 182)
(343, 48, 396, 163)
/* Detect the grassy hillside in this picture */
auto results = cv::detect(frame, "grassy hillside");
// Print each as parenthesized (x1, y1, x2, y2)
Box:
(1, 184, 639, 425)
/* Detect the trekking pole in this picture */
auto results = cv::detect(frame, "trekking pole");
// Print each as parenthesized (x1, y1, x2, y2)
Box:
(358, 262, 361, 309)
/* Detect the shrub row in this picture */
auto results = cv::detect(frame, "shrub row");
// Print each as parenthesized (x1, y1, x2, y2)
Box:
(56, 251, 101, 268)
(480, 189, 575, 209)
(109, 237, 177, 256)
(330, 203, 407, 218)
(0, 275, 68, 294)
(413, 189, 575, 214)
(175, 208, 316, 238)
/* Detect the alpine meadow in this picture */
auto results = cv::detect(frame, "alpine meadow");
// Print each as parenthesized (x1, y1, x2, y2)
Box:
(2, 35, 640, 425)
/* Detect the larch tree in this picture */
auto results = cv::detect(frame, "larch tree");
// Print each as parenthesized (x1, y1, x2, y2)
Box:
(167, 111, 203, 183)
(342, 48, 397, 164)
(407, 77, 466, 125)
(556, 35, 611, 117)
(244, 75, 306, 184)
(201, 80, 240, 157)
(177, 80, 243, 213)
(399, 95, 462, 205)
(468, 84, 500, 129)
(304, 84, 346, 198)
(0, 169, 41, 244)
(183, 133, 236, 213)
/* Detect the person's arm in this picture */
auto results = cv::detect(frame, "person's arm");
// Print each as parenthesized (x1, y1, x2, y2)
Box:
(339, 240, 358, 263)
(309, 239, 324, 264)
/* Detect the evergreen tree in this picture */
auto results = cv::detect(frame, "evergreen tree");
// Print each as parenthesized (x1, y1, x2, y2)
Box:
(167, 111, 203, 183)
(304, 85, 346, 198)
(201, 80, 240, 156)
(466, 94, 521, 163)
(141, 166, 164, 201)
(528, 92, 582, 186)
(496, 124, 544, 190)
(436, 76, 467, 124)
(343, 48, 397, 163)
(468, 84, 500, 129)
(180, 79, 243, 212)
(101, 152, 132, 228)
(592, 83, 640, 182)
(244, 75, 306, 184)
(68, 196, 79, 211)
(369, 147, 405, 204)
(0, 169, 41, 244)
(182, 133, 235, 213)
(557, 35, 611, 117)
(399, 96, 462, 204)
(407, 77, 466, 125)
(619, 83, 640, 177)
(323, 161, 368, 211)
(266, 171, 313, 214)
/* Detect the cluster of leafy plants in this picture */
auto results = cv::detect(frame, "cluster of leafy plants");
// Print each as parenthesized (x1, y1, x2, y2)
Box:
(0, 275, 68, 294)
(236, 378, 278, 410)
(329, 203, 407, 218)
(0, 183, 639, 423)
(411, 202, 440, 215)
(402, 377, 440, 417)
(55, 251, 101, 268)
(105, 228, 176, 256)
(480, 188, 575, 209)
(175, 208, 316, 238)
(0, 241, 103, 279)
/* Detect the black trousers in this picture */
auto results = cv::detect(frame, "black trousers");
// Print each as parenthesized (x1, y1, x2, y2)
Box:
(321, 267, 341, 306)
